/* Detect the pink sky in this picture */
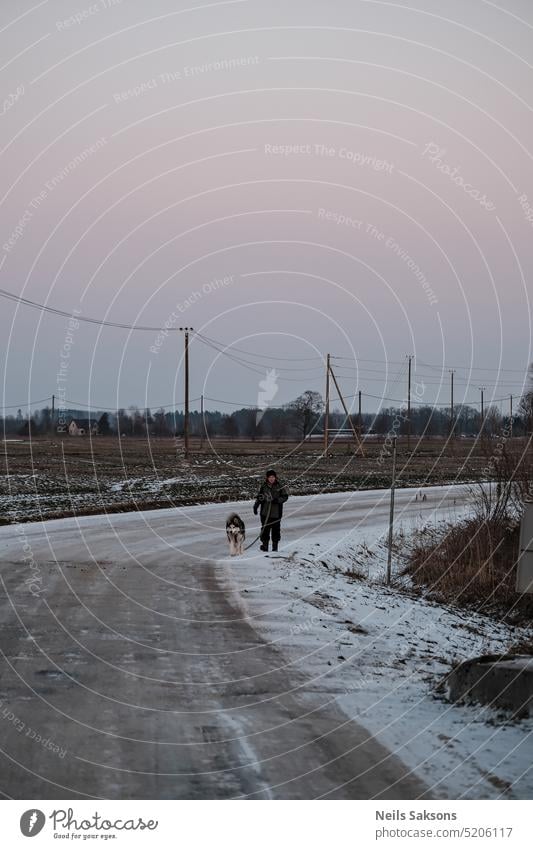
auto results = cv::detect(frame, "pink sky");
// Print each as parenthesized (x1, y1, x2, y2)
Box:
(1, 0, 532, 413)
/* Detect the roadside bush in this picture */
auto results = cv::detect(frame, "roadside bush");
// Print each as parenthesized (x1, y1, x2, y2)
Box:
(402, 442, 533, 622)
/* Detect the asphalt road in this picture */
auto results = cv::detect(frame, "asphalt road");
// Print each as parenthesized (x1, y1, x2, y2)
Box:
(0, 487, 470, 799)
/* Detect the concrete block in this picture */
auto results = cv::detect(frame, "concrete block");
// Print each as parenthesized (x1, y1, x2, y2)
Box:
(446, 655, 533, 718)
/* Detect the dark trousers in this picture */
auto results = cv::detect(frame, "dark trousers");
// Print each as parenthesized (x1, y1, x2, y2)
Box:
(261, 519, 281, 546)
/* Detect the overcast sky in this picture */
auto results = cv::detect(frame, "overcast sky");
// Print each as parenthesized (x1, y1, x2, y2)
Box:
(1, 0, 532, 417)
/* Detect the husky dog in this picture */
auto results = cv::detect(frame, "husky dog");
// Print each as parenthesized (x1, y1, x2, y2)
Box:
(226, 513, 246, 556)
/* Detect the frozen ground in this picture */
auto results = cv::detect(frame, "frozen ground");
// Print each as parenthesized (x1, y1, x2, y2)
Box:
(220, 485, 533, 799)
(0, 436, 490, 522)
(0, 483, 530, 798)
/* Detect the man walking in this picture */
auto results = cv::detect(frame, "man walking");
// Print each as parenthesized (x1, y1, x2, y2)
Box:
(253, 469, 289, 552)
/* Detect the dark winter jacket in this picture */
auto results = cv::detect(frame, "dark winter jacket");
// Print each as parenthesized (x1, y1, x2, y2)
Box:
(254, 480, 289, 522)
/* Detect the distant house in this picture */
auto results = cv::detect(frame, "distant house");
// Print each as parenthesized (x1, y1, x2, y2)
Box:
(67, 419, 99, 436)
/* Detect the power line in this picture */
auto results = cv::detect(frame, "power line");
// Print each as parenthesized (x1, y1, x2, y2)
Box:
(196, 334, 324, 382)
(201, 340, 527, 384)
(195, 336, 272, 377)
(334, 354, 528, 374)
(62, 397, 202, 412)
(332, 361, 527, 384)
(1, 392, 518, 414)
(195, 334, 324, 373)
(0, 396, 53, 410)
(416, 358, 527, 374)
(203, 395, 341, 408)
(1, 285, 530, 383)
(197, 332, 324, 362)
(0, 287, 191, 332)
(204, 396, 260, 408)
(362, 392, 512, 406)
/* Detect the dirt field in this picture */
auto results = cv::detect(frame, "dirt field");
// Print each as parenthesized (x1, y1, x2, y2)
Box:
(0, 435, 516, 523)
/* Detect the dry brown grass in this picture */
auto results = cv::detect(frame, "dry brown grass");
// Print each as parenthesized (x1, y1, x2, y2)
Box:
(403, 442, 533, 623)
(403, 518, 527, 614)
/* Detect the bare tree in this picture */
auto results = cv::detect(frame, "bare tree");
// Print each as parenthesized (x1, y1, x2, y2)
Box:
(519, 362, 533, 435)
(290, 391, 324, 440)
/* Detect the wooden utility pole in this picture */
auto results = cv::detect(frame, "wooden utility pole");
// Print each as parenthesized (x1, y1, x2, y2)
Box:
(386, 435, 398, 586)
(328, 364, 364, 455)
(479, 386, 486, 432)
(200, 393, 204, 450)
(449, 369, 455, 437)
(51, 394, 55, 435)
(510, 394, 513, 438)
(183, 328, 192, 459)
(324, 353, 330, 454)
(406, 355, 413, 451)
(358, 389, 362, 440)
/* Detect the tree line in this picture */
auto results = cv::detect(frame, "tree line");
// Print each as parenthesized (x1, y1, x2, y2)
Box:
(2, 387, 532, 439)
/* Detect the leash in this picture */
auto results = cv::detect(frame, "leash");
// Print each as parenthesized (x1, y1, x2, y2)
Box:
(244, 499, 272, 551)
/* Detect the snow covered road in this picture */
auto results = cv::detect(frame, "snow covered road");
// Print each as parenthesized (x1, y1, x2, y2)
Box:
(0, 484, 530, 799)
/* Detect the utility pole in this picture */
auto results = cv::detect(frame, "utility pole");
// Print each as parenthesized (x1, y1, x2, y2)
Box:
(510, 394, 513, 439)
(51, 394, 55, 436)
(183, 328, 193, 459)
(328, 364, 364, 455)
(386, 435, 398, 586)
(406, 354, 413, 451)
(324, 353, 330, 454)
(479, 386, 486, 433)
(200, 393, 204, 450)
(358, 390, 362, 440)
(449, 370, 455, 438)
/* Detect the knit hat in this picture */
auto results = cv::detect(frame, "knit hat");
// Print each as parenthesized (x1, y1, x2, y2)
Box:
(266, 469, 277, 478)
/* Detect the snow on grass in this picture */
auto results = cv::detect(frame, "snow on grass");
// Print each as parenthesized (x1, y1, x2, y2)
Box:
(222, 507, 533, 800)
